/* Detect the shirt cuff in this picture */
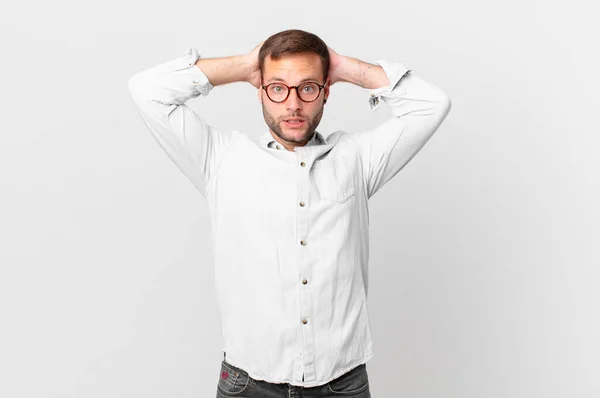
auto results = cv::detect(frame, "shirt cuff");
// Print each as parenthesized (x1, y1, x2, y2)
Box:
(174, 47, 215, 98)
(366, 60, 411, 111)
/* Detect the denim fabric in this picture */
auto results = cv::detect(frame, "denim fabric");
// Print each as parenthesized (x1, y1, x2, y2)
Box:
(216, 359, 371, 398)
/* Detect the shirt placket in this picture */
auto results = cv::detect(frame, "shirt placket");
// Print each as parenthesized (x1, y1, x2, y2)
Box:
(295, 154, 316, 384)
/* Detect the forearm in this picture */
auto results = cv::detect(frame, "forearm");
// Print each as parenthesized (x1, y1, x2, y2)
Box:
(336, 55, 390, 90)
(195, 55, 252, 87)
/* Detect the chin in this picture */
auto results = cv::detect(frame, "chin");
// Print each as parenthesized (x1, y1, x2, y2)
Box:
(289, 131, 310, 141)
(281, 127, 307, 138)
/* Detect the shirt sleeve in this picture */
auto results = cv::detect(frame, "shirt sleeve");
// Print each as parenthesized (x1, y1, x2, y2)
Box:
(350, 60, 452, 200)
(127, 47, 240, 198)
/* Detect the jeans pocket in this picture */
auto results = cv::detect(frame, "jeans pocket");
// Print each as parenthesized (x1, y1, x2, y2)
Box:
(217, 360, 251, 396)
(326, 363, 370, 396)
(313, 156, 356, 204)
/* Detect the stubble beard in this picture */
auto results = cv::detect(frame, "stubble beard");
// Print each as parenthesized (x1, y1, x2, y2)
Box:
(262, 103, 324, 145)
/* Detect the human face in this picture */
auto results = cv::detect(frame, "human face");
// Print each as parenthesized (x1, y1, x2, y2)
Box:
(259, 53, 329, 150)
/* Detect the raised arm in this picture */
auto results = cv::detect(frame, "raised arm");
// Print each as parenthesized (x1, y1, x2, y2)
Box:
(326, 47, 390, 90)
(194, 41, 263, 88)
(127, 43, 262, 197)
(327, 47, 452, 199)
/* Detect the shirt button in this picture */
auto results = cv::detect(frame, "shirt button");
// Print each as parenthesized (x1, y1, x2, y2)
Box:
(302, 278, 308, 284)
(302, 318, 308, 324)
(300, 162, 306, 167)
(300, 240, 306, 246)
(299, 201, 305, 207)
(276, 145, 281, 150)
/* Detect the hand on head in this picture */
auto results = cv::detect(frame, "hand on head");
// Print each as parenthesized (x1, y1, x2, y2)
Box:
(246, 41, 264, 89)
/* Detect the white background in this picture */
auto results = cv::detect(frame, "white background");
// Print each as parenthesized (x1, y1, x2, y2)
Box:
(1, 0, 598, 397)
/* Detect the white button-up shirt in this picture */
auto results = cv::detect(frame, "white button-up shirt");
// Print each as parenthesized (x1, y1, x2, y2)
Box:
(128, 47, 451, 387)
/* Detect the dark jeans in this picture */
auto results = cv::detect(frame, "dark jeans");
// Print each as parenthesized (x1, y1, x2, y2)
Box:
(216, 358, 371, 398)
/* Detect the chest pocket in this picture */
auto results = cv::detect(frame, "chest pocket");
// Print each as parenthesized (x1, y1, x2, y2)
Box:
(312, 156, 356, 203)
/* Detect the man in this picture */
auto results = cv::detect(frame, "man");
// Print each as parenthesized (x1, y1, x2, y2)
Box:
(128, 29, 451, 397)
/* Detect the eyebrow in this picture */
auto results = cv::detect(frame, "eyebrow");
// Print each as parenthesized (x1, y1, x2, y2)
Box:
(267, 77, 320, 84)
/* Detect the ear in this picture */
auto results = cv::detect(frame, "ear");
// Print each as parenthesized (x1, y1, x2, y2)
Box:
(324, 78, 331, 103)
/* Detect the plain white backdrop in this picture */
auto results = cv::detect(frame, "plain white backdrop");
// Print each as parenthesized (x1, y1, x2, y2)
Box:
(1, 0, 598, 397)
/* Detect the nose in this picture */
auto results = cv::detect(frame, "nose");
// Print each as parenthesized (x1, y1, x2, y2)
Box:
(285, 87, 302, 113)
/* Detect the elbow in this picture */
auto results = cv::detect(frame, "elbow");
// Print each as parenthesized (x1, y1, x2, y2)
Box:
(127, 73, 142, 97)
(127, 72, 152, 104)
(438, 93, 452, 118)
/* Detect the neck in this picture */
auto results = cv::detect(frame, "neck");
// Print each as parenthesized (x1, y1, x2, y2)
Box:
(270, 130, 314, 151)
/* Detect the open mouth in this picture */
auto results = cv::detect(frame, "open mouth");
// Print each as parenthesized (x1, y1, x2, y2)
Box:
(284, 119, 306, 128)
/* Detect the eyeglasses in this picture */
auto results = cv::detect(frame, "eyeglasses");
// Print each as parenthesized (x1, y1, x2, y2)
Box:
(261, 81, 326, 103)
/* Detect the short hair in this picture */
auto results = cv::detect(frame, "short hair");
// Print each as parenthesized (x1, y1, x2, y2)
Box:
(259, 29, 330, 82)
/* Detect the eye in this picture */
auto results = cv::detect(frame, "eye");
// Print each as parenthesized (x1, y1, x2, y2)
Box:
(302, 84, 316, 93)
(269, 84, 285, 93)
